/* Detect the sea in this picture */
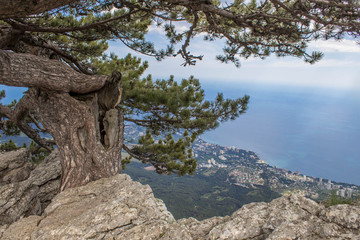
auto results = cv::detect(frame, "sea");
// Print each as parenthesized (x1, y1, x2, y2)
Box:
(2, 83, 360, 185)
(201, 82, 360, 185)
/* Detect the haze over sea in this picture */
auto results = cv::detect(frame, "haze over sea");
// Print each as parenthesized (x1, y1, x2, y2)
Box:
(201, 82, 360, 185)
(2, 36, 360, 186)
(108, 34, 360, 185)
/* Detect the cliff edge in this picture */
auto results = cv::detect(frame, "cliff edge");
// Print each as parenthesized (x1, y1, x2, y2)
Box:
(1, 150, 359, 239)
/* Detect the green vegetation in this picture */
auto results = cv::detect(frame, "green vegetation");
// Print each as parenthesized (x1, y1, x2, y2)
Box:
(0, 138, 51, 163)
(0, 139, 20, 151)
(323, 191, 353, 207)
(27, 141, 52, 164)
(1, 0, 360, 191)
(125, 161, 280, 220)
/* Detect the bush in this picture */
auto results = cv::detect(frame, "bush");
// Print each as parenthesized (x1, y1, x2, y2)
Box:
(323, 191, 352, 207)
(0, 139, 20, 151)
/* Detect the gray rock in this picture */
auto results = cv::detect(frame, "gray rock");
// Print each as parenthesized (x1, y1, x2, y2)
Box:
(0, 150, 61, 225)
(320, 204, 360, 230)
(0, 149, 33, 184)
(2, 174, 175, 240)
(1, 156, 360, 239)
(2, 173, 360, 240)
(203, 194, 360, 240)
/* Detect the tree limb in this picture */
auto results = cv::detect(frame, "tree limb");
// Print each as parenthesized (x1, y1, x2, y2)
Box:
(5, 10, 141, 33)
(28, 112, 47, 132)
(0, 51, 107, 94)
(122, 143, 171, 173)
(0, 101, 53, 151)
(0, 0, 79, 19)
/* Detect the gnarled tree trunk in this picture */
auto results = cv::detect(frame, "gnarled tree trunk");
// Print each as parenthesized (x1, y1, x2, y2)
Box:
(26, 88, 124, 190)
(1, 52, 125, 191)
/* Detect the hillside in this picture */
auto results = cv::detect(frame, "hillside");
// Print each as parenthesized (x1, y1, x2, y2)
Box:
(121, 123, 360, 219)
(1, 123, 359, 220)
(2, 169, 360, 240)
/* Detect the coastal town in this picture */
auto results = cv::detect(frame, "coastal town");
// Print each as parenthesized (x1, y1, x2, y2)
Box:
(193, 138, 359, 200)
(4, 122, 357, 202)
(124, 122, 359, 201)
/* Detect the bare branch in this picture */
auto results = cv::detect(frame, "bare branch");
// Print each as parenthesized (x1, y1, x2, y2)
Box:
(28, 112, 47, 132)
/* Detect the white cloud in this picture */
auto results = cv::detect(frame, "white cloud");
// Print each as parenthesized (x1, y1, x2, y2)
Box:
(263, 58, 360, 68)
(309, 39, 360, 53)
(147, 24, 165, 34)
(108, 31, 360, 90)
(147, 22, 190, 34)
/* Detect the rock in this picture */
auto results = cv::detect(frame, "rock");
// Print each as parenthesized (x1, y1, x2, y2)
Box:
(203, 194, 360, 240)
(0, 149, 33, 184)
(0, 150, 61, 225)
(161, 216, 228, 240)
(2, 174, 174, 240)
(320, 204, 360, 230)
(2, 172, 360, 240)
(1, 215, 42, 240)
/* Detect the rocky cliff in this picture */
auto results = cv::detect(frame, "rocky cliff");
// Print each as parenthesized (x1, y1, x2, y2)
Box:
(1, 149, 360, 239)
(0, 149, 61, 225)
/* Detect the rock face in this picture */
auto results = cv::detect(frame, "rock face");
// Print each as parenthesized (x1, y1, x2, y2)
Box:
(0, 149, 61, 225)
(0, 149, 33, 184)
(1, 174, 174, 240)
(1, 172, 360, 240)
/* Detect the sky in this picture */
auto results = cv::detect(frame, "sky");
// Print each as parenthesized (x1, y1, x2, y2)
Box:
(108, 28, 360, 91)
(107, 25, 360, 185)
(2, 18, 360, 114)
(1, 12, 360, 184)
(2, 21, 360, 101)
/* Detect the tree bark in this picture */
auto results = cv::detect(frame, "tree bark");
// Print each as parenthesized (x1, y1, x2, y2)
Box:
(0, 50, 125, 190)
(0, 51, 106, 94)
(26, 88, 124, 190)
(0, 0, 79, 19)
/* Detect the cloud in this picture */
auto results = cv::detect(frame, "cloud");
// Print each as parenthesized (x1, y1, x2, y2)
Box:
(309, 39, 360, 53)
(263, 58, 360, 68)
(108, 31, 360, 90)
(147, 22, 190, 34)
(147, 24, 165, 34)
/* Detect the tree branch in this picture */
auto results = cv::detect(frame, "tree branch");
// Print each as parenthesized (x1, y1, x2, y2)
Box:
(18, 33, 95, 75)
(0, 0, 79, 19)
(28, 112, 47, 132)
(123, 143, 154, 164)
(0, 51, 107, 94)
(5, 10, 141, 33)
(0, 99, 53, 151)
(122, 143, 170, 173)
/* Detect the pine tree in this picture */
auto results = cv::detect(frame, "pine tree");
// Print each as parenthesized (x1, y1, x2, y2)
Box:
(0, 0, 359, 190)
(0, 139, 19, 152)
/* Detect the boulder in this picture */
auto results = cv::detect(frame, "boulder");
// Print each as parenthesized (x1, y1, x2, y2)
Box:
(0, 149, 61, 225)
(0, 148, 33, 184)
(1, 173, 360, 240)
(2, 174, 174, 240)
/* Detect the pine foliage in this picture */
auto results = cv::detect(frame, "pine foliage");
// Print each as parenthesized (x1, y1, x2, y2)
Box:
(1, 0, 360, 176)
(94, 53, 249, 174)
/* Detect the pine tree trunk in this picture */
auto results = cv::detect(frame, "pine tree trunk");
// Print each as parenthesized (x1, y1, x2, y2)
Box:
(27, 88, 124, 191)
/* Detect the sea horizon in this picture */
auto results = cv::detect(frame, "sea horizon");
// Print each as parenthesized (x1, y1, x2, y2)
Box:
(1, 82, 360, 185)
(201, 81, 360, 185)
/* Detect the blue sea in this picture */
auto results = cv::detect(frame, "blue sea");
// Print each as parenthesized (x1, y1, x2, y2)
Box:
(202, 82, 360, 185)
(2, 84, 360, 185)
